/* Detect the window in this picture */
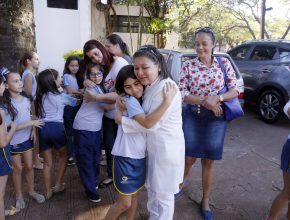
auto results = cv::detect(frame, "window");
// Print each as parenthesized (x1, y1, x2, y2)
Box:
(250, 46, 276, 61)
(228, 46, 251, 60)
(110, 16, 150, 33)
(279, 48, 290, 63)
(47, 0, 78, 10)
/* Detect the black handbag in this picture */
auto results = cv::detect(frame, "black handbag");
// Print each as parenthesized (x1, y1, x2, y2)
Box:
(217, 57, 244, 121)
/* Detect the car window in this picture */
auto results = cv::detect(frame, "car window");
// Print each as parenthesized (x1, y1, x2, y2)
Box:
(161, 52, 174, 72)
(250, 45, 276, 61)
(279, 48, 290, 62)
(228, 46, 251, 60)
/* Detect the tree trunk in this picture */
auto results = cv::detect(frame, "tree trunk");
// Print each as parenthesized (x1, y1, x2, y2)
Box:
(281, 25, 290, 39)
(0, 0, 36, 70)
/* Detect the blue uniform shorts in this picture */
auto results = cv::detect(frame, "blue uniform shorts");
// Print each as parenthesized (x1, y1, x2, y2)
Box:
(0, 145, 13, 176)
(39, 122, 67, 151)
(11, 139, 33, 155)
(113, 156, 146, 195)
(281, 138, 290, 173)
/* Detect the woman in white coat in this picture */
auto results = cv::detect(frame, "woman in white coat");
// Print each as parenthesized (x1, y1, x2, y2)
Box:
(120, 45, 185, 220)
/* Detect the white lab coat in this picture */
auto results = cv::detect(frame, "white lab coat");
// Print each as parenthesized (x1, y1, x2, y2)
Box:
(121, 77, 185, 194)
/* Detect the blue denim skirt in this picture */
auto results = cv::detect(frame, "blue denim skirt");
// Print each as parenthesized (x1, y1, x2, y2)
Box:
(281, 138, 290, 173)
(182, 104, 227, 160)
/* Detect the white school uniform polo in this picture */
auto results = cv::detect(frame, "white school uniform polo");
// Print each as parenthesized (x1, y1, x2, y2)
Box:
(111, 96, 146, 159)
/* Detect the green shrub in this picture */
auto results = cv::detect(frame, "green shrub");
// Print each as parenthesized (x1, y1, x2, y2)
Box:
(63, 49, 84, 60)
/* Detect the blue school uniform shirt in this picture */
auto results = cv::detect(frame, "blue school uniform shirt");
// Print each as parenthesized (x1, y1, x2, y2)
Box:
(73, 85, 104, 132)
(10, 97, 32, 145)
(62, 73, 79, 92)
(111, 96, 146, 159)
(284, 100, 290, 139)
(41, 92, 77, 122)
(0, 105, 11, 126)
(22, 69, 37, 100)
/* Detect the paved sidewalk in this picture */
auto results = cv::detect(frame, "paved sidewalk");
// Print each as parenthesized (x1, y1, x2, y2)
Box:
(4, 108, 290, 220)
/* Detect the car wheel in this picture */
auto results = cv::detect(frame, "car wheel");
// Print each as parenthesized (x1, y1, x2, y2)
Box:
(257, 90, 284, 124)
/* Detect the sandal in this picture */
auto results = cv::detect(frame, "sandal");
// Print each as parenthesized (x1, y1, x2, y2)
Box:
(200, 200, 213, 220)
(45, 190, 54, 200)
(99, 178, 113, 188)
(52, 182, 66, 193)
(5, 206, 19, 216)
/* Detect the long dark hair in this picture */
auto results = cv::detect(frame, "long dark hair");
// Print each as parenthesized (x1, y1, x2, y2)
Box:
(83, 40, 114, 74)
(35, 69, 60, 118)
(0, 67, 10, 125)
(106, 34, 130, 56)
(18, 51, 36, 76)
(115, 65, 138, 95)
(63, 55, 84, 88)
(3, 70, 29, 120)
(133, 45, 171, 80)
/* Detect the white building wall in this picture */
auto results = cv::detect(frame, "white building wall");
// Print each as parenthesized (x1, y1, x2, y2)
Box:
(33, 0, 91, 73)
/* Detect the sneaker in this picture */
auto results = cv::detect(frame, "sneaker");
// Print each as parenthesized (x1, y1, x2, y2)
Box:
(67, 158, 75, 166)
(99, 178, 113, 188)
(29, 191, 45, 203)
(15, 197, 25, 210)
(89, 194, 101, 203)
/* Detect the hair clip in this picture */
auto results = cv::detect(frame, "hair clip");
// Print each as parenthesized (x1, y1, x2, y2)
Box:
(0, 67, 9, 76)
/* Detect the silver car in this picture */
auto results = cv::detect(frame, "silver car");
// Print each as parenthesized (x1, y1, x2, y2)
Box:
(159, 49, 245, 106)
(227, 40, 290, 123)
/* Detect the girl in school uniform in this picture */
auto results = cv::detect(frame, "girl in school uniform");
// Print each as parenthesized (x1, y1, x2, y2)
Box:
(35, 69, 78, 200)
(62, 55, 83, 166)
(83, 40, 128, 188)
(104, 65, 177, 220)
(4, 70, 45, 210)
(73, 63, 105, 202)
(0, 67, 17, 220)
(19, 51, 43, 169)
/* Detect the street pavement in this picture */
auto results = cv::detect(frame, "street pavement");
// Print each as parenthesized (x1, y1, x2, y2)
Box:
(174, 105, 290, 220)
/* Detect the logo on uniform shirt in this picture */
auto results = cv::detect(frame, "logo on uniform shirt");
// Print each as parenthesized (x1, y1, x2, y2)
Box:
(121, 176, 128, 183)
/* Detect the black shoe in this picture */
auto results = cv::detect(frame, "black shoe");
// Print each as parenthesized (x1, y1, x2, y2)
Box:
(89, 194, 101, 203)
(67, 158, 75, 166)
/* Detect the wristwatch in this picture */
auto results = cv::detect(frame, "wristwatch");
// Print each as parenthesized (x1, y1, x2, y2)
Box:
(219, 95, 224, 102)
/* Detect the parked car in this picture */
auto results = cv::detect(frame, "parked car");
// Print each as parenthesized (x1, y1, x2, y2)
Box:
(227, 39, 290, 123)
(159, 49, 245, 106)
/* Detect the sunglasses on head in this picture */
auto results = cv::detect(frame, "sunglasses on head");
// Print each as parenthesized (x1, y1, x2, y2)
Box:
(139, 46, 157, 57)
(195, 27, 213, 34)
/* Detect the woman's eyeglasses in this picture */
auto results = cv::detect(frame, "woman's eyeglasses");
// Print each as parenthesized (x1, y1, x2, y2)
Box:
(89, 72, 103, 78)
